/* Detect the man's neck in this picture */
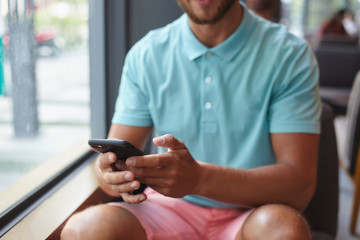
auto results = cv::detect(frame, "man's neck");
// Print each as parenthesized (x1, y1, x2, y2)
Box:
(188, 3, 243, 48)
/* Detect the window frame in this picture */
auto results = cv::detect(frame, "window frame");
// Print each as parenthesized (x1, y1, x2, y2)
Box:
(0, 147, 95, 237)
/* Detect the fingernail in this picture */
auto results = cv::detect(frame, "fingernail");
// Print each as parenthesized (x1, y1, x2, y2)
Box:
(124, 172, 133, 181)
(153, 136, 165, 144)
(126, 157, 136, 166)
(139, 195, 145, 201)
(109, 154, 116, 163)
(130, 181, 138, 188)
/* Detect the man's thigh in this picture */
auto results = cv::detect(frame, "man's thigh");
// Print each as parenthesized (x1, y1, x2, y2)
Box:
(109, 189, 253, 240)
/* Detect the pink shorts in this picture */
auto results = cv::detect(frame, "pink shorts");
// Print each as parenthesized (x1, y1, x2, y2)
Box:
(108, 188, 254, 240)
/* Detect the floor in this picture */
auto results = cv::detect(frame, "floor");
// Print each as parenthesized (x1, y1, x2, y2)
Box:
(337, 167, 360, 239)
(335, 117, 360, 240)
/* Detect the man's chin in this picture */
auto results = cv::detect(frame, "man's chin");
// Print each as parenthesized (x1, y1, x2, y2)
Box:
(178, 0, 237, 25)
(187, 12, 223, 25)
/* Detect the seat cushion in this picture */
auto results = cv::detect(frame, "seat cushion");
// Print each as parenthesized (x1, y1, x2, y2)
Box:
(312, 231, 335, 240)
(315, 46, 360, 88)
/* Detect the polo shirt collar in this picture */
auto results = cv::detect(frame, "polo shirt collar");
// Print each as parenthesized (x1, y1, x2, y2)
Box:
(181, 2, 253, 62)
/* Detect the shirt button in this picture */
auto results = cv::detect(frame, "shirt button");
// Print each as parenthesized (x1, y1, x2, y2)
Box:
(205, 102, 212, 109)
(205, 77, 212, 84)
(206, 52, 212, 58)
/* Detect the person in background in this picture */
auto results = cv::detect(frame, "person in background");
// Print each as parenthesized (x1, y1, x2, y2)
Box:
(61, 0, 321, 239)
(246, 0, 280, 22)
(319, 9, 349, 38)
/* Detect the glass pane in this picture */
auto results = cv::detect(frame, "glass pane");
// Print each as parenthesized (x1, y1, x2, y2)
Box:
(0, 0, 90, 192)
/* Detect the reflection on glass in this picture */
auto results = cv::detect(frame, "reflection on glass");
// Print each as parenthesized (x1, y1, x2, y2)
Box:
(0, 0, 90, 192)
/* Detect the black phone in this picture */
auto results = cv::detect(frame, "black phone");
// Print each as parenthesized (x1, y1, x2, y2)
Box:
(88, 139, 144, 160)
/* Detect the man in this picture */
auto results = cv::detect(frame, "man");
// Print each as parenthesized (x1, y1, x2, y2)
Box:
(61, 0, 320, 239)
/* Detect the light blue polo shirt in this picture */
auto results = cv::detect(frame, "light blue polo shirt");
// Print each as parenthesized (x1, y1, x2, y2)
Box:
(112, 4, 321, 208)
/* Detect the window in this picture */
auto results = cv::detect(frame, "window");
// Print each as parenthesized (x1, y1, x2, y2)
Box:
(0, 1, 181, 236)
(0, 0, 90, 202)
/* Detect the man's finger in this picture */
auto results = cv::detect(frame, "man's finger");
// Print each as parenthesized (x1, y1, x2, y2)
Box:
(103, 171, 134, 184)
(126, 154, 169, 168)
(98, 152, 117, 170)
(152, 134, 186, 151)
(121, 192, 147, 204)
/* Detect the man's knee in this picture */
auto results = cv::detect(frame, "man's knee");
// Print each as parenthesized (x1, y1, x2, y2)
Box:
(61, 205, 114, 240)
(61, 204, 145, 240)
(239, 204, 311, 240)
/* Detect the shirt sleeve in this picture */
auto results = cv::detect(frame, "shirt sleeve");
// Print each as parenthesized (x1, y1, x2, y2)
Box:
(269, 41, 321, 134)
(112, 51, 153, 127)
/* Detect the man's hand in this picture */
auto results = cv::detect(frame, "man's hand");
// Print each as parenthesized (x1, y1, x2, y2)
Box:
(97, 151, 147, 204)
(123, 134, 202, 198)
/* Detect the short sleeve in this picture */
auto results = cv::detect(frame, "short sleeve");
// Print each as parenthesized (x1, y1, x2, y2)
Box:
(112, 52, 153, 126)
(269, 42, 321, 134)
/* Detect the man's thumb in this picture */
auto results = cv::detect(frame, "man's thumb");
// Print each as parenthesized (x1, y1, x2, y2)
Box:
(152, 134, 186, 151)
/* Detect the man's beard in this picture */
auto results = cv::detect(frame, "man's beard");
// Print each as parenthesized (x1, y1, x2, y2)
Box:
(177, 0, 237, 25)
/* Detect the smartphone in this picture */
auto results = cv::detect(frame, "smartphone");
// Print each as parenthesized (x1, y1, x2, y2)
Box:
(88, 139, 144, 160)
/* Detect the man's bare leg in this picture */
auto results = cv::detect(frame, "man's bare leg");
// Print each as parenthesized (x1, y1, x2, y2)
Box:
(237, 204, 311, 240)
(61, 204, 146, 240)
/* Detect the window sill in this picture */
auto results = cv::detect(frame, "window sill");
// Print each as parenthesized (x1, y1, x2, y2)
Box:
(0, 141, 90, 214)
(0, 149, 111, 239)
(0, 141, 114, 239)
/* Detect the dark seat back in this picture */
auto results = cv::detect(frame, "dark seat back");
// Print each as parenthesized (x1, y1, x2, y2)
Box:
(314, 46, 360, 88)
(303, 102, 339, 237)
